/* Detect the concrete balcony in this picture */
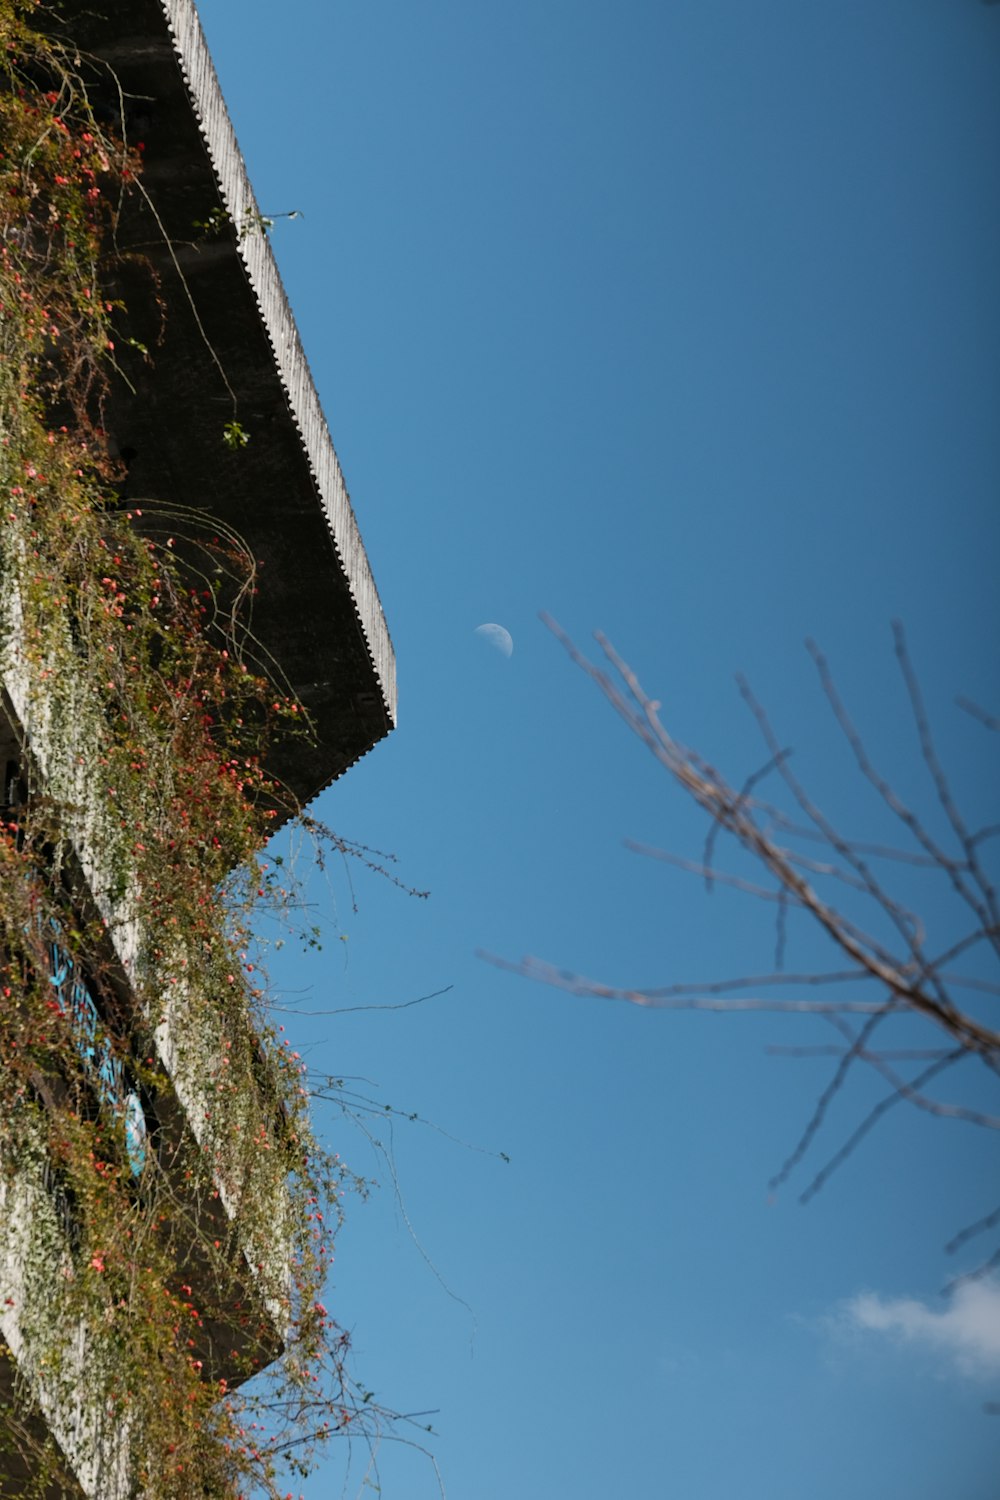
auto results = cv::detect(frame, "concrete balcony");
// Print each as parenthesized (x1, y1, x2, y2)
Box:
(0, 0, 395, 1491)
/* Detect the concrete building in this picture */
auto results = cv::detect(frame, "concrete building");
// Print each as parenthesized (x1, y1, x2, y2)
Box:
(0, 1, 394, 1492)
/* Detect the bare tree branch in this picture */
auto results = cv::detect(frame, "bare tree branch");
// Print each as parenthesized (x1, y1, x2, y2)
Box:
(957, 696, 1000, 734)
(799, 1052, 964, 1204)
(946, 1203, 1000, 1256)
(766, 1046, 953, 1061)
(489, 619, 999, 1232)
(531, 614, 1000, 1057)
(480, 953, 898, 1014)
(703, 749, 790, 892)
(736, 674, 948, 1018)
(775, 888, 789, 972)
(622, 842, 796, 904)
(891, 623, 999, 954)
(768, 1010, 891, 1195)
(824, 1015, 1000, 1130)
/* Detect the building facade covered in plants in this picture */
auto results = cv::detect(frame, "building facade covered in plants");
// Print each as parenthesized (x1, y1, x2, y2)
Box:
(0, 1, 394, 1493)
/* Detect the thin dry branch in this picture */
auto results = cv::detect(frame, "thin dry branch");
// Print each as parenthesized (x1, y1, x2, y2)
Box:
(622, 841, 796, 903)
(703, 748, 790, 891)
(957, 696, 1000, 734)
(754, 803, 948, 866)
(767, 1045, 953, 1061)
(532, 614, 1000, 1058)
(823, 1014, 1000, 1131)
(799, 1051, 964, 1204)
(893, 621, 1000, 954)
(946, 1203, 1000, 1256)
(490, 618, 999, 1226)
(480, 952, 895, 1014)
(774, 888, 789, 971)
(809, 630, 999, 964)
(736, 674, 949, 1018)
(626, 835, 928, 935)
(769, 1009, 890, 1194)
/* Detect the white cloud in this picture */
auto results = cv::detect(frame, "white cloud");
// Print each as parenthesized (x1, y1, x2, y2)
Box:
(838, 1276, 1000, 1377)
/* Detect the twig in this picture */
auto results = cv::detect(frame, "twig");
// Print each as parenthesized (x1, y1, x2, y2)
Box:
(703, 749, 791, 892)
(479, 953, 897, 1013)
(892, 622, 1000, 955)
(766, 1045, 952, 1061)
(272, 985, 453, 1017)
(800, 1052, 963, 1204)
(768, 1009, 890, 1195)
(957, 696, 1000, 734)
(945, 1202, 1000, 1256)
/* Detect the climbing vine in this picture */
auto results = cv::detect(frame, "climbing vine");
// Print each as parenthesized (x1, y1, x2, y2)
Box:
(0, 3, 402, 1494)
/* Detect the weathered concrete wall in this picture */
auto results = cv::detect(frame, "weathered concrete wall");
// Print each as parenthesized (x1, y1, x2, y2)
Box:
(0, 570, 288, 1492)
(1, 0, 394, 1486)
(0, 1128, 128, 1500)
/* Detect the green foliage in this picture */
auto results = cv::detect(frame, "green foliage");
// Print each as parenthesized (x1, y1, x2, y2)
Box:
(0, 3, 380, 1493)
(194, 207, 303, 242)
(222, 419, 251, 451)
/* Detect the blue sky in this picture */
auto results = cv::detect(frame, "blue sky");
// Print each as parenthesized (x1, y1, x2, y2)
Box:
(193, 3, 999, 1496)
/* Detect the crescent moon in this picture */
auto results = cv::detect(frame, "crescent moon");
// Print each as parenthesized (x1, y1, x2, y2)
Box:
(474, 622, 513, 658)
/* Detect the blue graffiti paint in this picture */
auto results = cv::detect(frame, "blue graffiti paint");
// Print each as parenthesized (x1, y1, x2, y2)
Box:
(44, 926, 148, 1178)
